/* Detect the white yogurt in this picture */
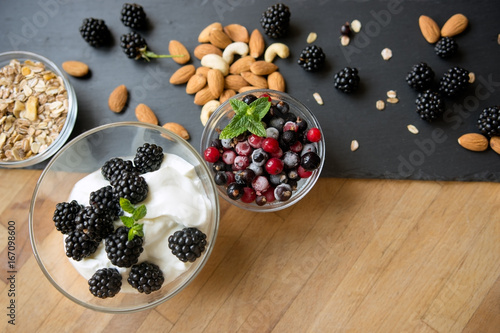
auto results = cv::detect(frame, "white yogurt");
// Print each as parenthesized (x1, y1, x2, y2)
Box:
(66, 153, 212, 293)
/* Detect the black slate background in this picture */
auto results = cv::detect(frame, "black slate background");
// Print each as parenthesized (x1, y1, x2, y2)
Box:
(1, 0, 499, 181)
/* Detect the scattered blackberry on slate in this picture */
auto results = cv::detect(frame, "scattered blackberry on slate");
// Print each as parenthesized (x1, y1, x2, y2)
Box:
(105, 226, 144, 268)
(120, 31, 178, 61)
(260, 3, 291, 39)
(75, 205, 114, 242)
(297, 45, 326, 72)
(53, 200, 83, 234)
(79, 18, 111, 47)
(415, 90, 444, 122)
(101, 157, 136, 182)
(127, 262, 164, 294)
(65, 230, 100, 261)
(88, 268, 122, 298)
(134, 143, 164, 174)
(439, 66, 470, 97)
(478, 106, 500, 137)
(120, 3, 147, 29)
(111, 171, 148, 204)
(168, 227, 207, 263)
(435, 37, 458, 58)
(334, 67, 360, 93)
(89, 185, 121, 219)
(406, 62, 435, 92)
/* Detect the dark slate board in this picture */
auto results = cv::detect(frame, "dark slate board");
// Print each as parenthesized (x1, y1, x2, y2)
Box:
(1, 0, 500, 181)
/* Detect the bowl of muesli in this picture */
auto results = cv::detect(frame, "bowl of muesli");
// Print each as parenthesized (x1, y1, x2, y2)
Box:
(0, 51, 77, 168)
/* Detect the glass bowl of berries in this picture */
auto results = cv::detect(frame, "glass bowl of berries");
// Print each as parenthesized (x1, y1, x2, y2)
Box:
(200, 89, 325, 212)
(29, 122, 220, 313)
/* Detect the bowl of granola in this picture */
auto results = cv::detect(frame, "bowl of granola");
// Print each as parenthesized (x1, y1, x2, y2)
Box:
(0, 51, 77, 168)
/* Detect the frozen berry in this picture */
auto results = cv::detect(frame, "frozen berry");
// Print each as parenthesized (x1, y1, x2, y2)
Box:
(222, 150, 237, 165)
(301, 152, 321, 171)
(274, 183, 292, 201)
(265, 157, 284, 175)
(240, 187, 257, 203)
(306, 128, 321, 142)
(233, 156, 250, 170)
(235, 169, 256, 186)
(252, 175, 270, 194)
(262, 137, 280, 153)
(227, 182, 244, 200)
(248, 134, 264, 148)
(235, 141, 252, 156)
(204, 146, 220, 163)
(298, 165, 313, 178)
(214, 171, 228, 185)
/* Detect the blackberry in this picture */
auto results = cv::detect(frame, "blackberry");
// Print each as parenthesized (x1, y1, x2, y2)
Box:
(53, 200, 83, 234)
(260, 3, 291, 39)
(478, 106, 500, 137)
(101, 157, 136, 182)
(127, 262, 164, 294)
(334, 67, 360, 93)
(111, 172, 148, 204)
(415, 90, 444, 122)
(134, 143, 164, 174)
(89, 185, 121, 219)
(168, 227, 207, 263)
(406, 62, 435, 92)
(88, 268, 122, 299)
(120, 3, 147, 30)
(105, 226, 144, 268)
(297, 45, 326, 72)
(120, 31, 179, 61)
(435, 37, 458, 58)
(79, 18, 111, 47)
(75, 205, 114, 242)
(439, 66, 470, 97)
(65, 230, 99, 261)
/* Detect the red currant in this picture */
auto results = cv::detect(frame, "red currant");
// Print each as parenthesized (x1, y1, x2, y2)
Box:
(297, 166, 313, 178)
(260, 93, 272, 102)
(204, 146, 220, 163)
(240, 187, 257, 203)
(262, 187, 276, 203)
(248, 134, 264, 148)
(265, 157, 284, 175)
(262, 137, 280, 154)
(306, 128, 322, 143)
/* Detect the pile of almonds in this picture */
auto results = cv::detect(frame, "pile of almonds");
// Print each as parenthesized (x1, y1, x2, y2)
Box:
(168, 22, 289, 126)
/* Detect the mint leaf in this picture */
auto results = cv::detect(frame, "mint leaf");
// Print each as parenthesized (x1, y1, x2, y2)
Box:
(219, 97, 271, 139)
(119, 198, 135, 214)
(132, 204, 147, 221)
(120, 215, 135, 228)
(128, 224, 144, 241)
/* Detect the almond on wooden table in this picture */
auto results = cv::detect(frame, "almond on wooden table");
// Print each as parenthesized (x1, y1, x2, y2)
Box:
(108, 84, 128, 113)
(62, 60, 89, 77)
(169, 40, 190, 64)
(135, 103, 158, 125)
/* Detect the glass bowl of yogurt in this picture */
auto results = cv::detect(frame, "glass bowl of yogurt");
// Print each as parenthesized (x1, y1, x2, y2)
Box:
(29, 122, 219, 313)
(200, 89, 325, 212)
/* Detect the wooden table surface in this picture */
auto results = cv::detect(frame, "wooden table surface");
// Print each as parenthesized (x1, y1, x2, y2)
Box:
(1, 169, 499, 332)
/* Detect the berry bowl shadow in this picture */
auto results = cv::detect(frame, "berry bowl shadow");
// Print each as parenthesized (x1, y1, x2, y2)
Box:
(29, 122, 220, 313)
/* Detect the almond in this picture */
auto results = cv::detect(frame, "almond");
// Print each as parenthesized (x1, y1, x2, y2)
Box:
(207, 69, 224, 99)
(194, 86, 216, 106)
(169, 64, 196, 85)
(186, 74, 207, 95)
(240, 71, 268, 89)
(238, 86, 258, 93)
(249, 29, 265, 58)
(196, 66, 211, 77)
(219, 89, 236, 104)
(135, 104, 158, 125)
(250, 61, 278, 76)
(441, 13, 468, 37)
(458, 133, 488, 152)
(108, 84, 128, 113)
(229, 56, 256, 74)
(198, 22, 223, 43)
(62, 60, 89, 77)
(194, 44, 222, 60)
(209, 29, 232, 49)
(489, 136, 500, 155)
(418, 15, 440, 43)
(169, 40, 190, 64)
(267, 72, 285, 92)
(224, 75, 250, 91)
(162, 122, 190, 140)
(224, 24, 249, 43)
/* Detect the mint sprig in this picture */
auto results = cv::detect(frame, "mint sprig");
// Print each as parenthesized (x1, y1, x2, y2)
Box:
(119, 198, 146, 241)
(219, 97, 271, 139)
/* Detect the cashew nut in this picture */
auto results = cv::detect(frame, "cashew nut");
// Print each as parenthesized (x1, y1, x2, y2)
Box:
(201, 54, 229, 76)
(200, 100, 221, 126)
(264, 43, 290, 63)
(222, 42, 249, 64)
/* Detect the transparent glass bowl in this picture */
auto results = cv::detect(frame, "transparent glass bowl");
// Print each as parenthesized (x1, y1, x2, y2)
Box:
(200, 89, 325, 212)
(29, 122, 220, 313)
(0, 51, 77, 168)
